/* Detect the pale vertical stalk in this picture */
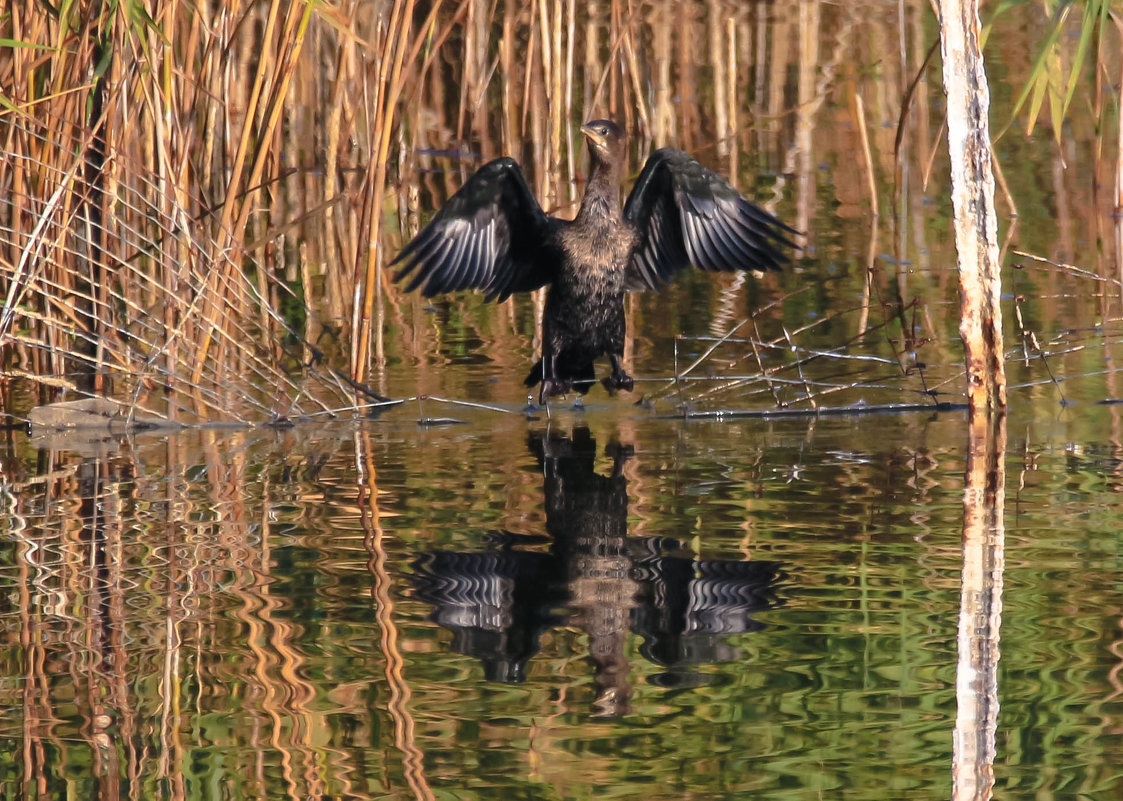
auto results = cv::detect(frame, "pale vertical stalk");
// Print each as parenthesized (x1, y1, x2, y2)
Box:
(938, 0, 1006, 412)
(766, 3, 791, 149)
(795, 0, 820, 241)
(856, 222, 879, 335)
(952, 415, 1006, 801)
(456, 0, 476, 141)
(501, 0, 515, 153)
(521, 0, 538, 135)
(709, 0, 728, 157)
(535, 0, 558, 212)
(215, 0, 283, 249)
(854, 92, 880, 218)
(374, 239, 385, 380)
(149, 15, 191, 405)
(1116, 17, 1123, 289)
(675, 6, 696, 149)
(582, 1, 597, 120)
(564, 0, 576, 203)
(652, 0, 673, 142)
(200, 7, 221, 230)
(894, 2, 910, 264)
(609, 0, 620, 118)
(550, 0, 563, 200)
(231, 3, 315, 240)
(527, 7, 548, 362)
(324, 2, 354, 328)
(753, 3, 767, 157)
(727, 17, 738, 179)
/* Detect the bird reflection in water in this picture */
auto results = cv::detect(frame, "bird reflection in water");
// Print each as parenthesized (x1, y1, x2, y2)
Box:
(411, 427, 783, 716)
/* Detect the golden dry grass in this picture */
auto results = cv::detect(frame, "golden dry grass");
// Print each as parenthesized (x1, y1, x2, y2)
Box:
(0, 1, 1117, 421)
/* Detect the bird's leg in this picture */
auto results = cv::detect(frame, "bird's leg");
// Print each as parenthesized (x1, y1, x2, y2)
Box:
(539, 350, 560, 406)
(538, 349, 576, 404)
(602, 353, 634, 393)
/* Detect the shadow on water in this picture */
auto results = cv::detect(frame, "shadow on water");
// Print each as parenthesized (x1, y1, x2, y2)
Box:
(411, 425, 783, 716)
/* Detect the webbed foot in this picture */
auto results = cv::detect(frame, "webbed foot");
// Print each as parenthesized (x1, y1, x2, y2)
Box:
(601, 371, 634, 394)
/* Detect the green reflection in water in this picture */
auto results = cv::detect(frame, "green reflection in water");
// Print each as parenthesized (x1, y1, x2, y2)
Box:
(1, 407, 1122, 799)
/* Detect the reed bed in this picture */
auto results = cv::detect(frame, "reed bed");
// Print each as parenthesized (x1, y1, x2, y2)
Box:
(1, 0, 1119, 424)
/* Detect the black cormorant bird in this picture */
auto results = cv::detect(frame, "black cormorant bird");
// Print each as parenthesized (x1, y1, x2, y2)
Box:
(393, 120, 796, 404)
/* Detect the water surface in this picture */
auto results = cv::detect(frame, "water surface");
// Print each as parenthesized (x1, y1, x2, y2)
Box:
(2, 397, 1123, 799)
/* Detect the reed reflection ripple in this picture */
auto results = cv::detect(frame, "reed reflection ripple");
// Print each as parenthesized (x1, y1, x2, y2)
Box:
(3, 412, 1123, 798)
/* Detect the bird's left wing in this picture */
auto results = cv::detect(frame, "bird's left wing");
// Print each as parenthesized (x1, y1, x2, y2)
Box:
(623, 148, 797, 291)
(393, 157, 559, 301)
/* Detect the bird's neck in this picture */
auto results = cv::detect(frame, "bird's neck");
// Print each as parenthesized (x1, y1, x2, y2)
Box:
(574, 154, 622, 228)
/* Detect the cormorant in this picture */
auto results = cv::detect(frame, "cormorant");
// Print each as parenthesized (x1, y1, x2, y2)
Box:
(393, 120, 796, 404)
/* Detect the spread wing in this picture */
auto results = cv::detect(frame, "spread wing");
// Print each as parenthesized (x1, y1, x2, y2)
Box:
(392, 157, 559, 301)
(623, 148, 797, 291)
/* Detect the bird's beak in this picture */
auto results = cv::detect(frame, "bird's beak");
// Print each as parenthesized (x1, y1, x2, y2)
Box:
(581, 123, 606, 147)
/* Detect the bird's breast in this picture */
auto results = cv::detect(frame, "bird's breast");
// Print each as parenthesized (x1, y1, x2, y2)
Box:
(557, 218, 637, 292)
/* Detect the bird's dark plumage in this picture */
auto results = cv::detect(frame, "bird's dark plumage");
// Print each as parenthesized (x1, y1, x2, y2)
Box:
(393, 120, 796, 403)
(393, 157, 558, 301)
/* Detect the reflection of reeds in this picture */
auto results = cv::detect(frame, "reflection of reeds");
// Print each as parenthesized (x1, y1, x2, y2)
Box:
(1, 2, 1116, 419)
(357, 428, 435, 800)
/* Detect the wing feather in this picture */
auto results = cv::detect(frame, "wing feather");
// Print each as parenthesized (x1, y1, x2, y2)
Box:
(624, 148, 797, 290)
(709, 212, 756, 268)
(444, 231, 474, 291)
(403, 235, 455, 294)
(393, 157, 558, 301)
(457, 224, 482, 289)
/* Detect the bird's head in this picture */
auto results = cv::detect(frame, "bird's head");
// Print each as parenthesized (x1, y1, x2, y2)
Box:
(581, 119, 625, 166)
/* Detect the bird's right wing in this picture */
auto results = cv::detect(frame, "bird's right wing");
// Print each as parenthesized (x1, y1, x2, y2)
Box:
(392, 158, 558, 301)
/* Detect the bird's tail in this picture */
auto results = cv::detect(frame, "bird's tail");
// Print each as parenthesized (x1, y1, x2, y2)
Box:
(524, 356, 597, 394)
(524, 360, 543, 388)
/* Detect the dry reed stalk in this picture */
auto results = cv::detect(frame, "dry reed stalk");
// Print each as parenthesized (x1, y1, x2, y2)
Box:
(521, 2, 539, 137)
(535, 0, 555, 199)
(500, 0, 517, 152)
(853, 90, 880, 218)
(651, 2, 673, 142)
(351, 0, 437, 387)
(9, 0, 380, 420)
(727, 16, 739, 178)
(856, 219, 879, 335)
(198, 1, 315, 387)
(2, 0, 1096, 424)
(212, 0, 287, 265)
(710, 0, 728, 157)
(548, 0, 563, 190)
(1116, 14, 1123, 288)
(619, 10, 649, 135)
(564, 0, 577, 198)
